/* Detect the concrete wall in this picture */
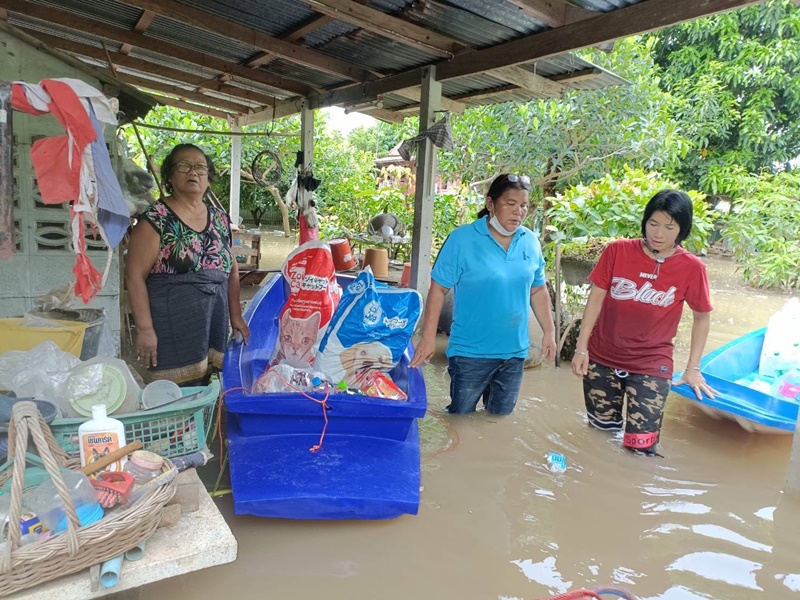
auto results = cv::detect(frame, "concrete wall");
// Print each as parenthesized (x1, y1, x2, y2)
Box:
(0, 30, 122, 347)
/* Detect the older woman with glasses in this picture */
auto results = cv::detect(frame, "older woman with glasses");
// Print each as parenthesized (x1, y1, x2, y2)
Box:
(410, 173, 557, 415)
(126, 143, 249, 385)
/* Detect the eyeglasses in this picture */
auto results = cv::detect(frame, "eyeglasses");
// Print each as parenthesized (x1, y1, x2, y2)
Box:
(175, 161, 210, 175)
(504, 174, 531, 189)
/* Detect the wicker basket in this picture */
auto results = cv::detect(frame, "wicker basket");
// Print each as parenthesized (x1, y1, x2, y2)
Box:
(0, 402, 176, 597)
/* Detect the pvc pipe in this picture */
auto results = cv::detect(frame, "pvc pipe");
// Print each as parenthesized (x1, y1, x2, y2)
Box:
(124, 541, 146, 562)
(99, 554, 124, 588)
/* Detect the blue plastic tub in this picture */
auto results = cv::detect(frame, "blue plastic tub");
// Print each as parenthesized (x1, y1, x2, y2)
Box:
(226, 419, 421, 520)
(223, 273, 427, 441)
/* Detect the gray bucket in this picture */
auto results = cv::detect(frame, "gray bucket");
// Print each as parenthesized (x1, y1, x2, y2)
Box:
(31, 308, 106, 360)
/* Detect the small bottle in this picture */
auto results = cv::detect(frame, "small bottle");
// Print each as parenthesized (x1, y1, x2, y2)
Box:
(123, 450, 164, 485)
(546, 452, 567, 473)
(78, 404, 127, 475)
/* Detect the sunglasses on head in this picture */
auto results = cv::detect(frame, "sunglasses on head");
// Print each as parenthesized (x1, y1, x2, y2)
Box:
(503, 174, 531, 189)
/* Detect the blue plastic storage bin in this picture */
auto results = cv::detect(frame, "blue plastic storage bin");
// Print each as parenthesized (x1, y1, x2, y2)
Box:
(223, 274, 427, 441)
(222, 273, 427, 520)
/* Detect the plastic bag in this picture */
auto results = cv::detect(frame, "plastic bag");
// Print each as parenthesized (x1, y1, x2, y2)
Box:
(270, 241, 341, 368)
(0, 342, 81, 404)
(253, 364, 327, 394)
(315, 267, 422, 388)
(759, 298, 800, 377)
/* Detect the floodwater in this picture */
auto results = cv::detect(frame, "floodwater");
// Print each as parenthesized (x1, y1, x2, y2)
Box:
(141, 237, 800, 600)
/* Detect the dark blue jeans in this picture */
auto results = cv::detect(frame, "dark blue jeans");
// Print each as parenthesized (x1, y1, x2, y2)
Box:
(447, 356, 525, 415)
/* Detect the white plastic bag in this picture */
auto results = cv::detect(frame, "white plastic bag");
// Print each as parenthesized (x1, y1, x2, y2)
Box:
(759, 298, 800, 377)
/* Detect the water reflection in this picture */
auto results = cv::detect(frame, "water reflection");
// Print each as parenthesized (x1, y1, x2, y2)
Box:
(667, 552, 762, 591)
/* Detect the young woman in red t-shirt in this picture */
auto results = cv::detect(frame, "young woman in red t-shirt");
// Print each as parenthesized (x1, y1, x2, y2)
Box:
(571, 190, 718, 456)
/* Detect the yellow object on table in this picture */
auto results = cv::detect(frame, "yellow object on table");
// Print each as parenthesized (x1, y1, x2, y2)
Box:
(0, 318, 87, 357)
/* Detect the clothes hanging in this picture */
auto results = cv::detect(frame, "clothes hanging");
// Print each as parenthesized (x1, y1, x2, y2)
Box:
(397, 113, 454, 161)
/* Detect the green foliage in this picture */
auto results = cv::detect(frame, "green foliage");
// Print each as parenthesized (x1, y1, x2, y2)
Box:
(650, 0, 800, 189)
(433, 37, 686, 192)
(546, 167, 714, 258)
(348, 121, 401, 157)
(724, 171, 800, 289)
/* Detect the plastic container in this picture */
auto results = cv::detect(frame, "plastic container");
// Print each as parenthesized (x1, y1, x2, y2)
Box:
(31, 309, 105, 360)
(78, 405, 127, 473)
(49, 382, 219, 459)
(773, 370, 800, 400)
(0, 318, 87, 358)
(24, 470, 103, 533)
(140, 380, 182, 410)
(123, 450, 164, 485)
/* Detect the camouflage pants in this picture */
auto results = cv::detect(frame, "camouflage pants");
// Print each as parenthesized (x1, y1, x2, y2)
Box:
(582, 361, 670, 455)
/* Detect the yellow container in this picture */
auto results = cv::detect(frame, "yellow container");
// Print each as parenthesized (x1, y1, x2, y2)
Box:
(0, 318, 87, 358)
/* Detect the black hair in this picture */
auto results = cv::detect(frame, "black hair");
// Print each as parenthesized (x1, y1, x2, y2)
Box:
(641, 189, 694, 245)
(161, 143, 217, 195)
(476, 174, 529, 219)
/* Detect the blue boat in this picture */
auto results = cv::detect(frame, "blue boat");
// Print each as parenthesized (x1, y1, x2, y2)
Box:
(672, 328, 799, 434)
(222, 273, 427, 519)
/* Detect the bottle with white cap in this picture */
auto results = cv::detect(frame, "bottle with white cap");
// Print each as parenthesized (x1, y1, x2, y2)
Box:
(78, 404, 127, 475)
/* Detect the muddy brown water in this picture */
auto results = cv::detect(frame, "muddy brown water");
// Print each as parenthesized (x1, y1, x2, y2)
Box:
(139, 238, 800, 600)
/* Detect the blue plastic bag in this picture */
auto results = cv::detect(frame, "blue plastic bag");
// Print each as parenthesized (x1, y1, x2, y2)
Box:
(315, 268, 422, 387)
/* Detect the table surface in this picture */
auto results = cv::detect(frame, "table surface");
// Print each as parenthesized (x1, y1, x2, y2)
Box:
(8, 485, 238, 599)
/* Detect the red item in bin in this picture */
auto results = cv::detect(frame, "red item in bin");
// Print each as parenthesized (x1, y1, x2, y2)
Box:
(360, 372, 407, 401)
(91, 471, 135, 508)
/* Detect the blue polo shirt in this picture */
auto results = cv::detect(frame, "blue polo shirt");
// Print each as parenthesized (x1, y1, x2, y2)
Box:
(431, 216, 546, 359)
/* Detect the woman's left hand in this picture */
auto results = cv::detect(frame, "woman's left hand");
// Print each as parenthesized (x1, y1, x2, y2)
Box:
(231, 316, 250, 345)
(675, 369, 718, 400)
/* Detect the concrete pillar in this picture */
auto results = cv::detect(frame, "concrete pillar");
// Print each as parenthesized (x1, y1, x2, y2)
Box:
(409, 66, 441, 300)
(299, 99, 314, 224)
(228, 118, 242, 227)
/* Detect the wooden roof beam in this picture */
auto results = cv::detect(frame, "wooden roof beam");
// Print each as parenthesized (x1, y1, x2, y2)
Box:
(119, 9, 155, 55)
(438, 0, 764, 81)
(21, 29, 281, 109)
(3, 0, 313, 97)
(243, 14, 334, 69)
(507, 0, 594, 28)
(490, 66, 565, 98)
(550, 67, 602, 84)
(393, 87, 466, 114)
(116, 0, 370, 82)
(298, 0, 467, 58)
(112, 73, 255, 114)
(155, 94, 234, 120)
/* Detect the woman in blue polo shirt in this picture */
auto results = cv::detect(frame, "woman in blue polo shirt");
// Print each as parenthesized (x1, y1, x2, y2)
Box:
(410, 174, 557, 414)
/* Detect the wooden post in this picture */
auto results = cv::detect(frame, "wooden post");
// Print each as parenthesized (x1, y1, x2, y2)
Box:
(554, 244, 562, 368)
(409, 66, 440, 300)
(229, 118, 242, 227)
(0, 81, 13, 260)
(299, 99, 314, 242)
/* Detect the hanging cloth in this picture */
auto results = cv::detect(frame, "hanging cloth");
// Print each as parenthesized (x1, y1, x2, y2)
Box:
(11, 78, 125, 302)
(397, 113, 454, 161)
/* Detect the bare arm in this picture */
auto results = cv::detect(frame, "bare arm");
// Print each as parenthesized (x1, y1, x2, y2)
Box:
(674, 310, 717, 399)
(228, 260, 250, 344)
(571, 284, 607, 378)
(409, 280, 449, 368)
(125, 220, 160, 367)
(530, 284, 557, 364)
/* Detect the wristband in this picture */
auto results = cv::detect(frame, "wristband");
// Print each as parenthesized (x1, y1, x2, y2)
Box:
(574, 350, 588, 356)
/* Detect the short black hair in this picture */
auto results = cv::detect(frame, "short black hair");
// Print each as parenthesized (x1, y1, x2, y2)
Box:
(161, 143, 217, 195)
(641, 189, 694, 245)
(477, 173, 530, 219)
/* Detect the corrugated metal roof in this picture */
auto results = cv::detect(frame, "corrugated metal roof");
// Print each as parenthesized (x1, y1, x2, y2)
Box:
(3, 0, 669, 119)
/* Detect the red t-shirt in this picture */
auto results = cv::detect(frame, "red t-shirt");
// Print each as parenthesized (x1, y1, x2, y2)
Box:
(587, 239, 713, 378)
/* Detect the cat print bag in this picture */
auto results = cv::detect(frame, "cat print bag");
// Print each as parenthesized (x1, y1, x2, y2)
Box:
(270, 240, 341, 368)
(315, 267, 422, 388)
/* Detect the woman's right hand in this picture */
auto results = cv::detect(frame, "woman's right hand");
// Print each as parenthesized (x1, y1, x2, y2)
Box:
(409, 336, 435, 368)
(136, 327, 158, 368)
(571, 351, 589, 379)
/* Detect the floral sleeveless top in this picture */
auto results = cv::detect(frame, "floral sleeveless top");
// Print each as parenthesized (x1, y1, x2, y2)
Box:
(142, 200, 233, 275)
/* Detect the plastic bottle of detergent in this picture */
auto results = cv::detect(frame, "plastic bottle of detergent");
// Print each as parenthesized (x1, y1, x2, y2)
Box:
(78, 405, 127, 475)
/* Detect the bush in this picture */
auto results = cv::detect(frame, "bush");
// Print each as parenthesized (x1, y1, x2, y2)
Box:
(725, 171, 800, 290)
(545, 167, 714, 260)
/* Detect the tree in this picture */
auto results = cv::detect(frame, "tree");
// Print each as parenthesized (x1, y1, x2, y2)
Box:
(433, 37, 686, 197)
(348, 120, 401, 156)
(650, 0, 800, 193)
